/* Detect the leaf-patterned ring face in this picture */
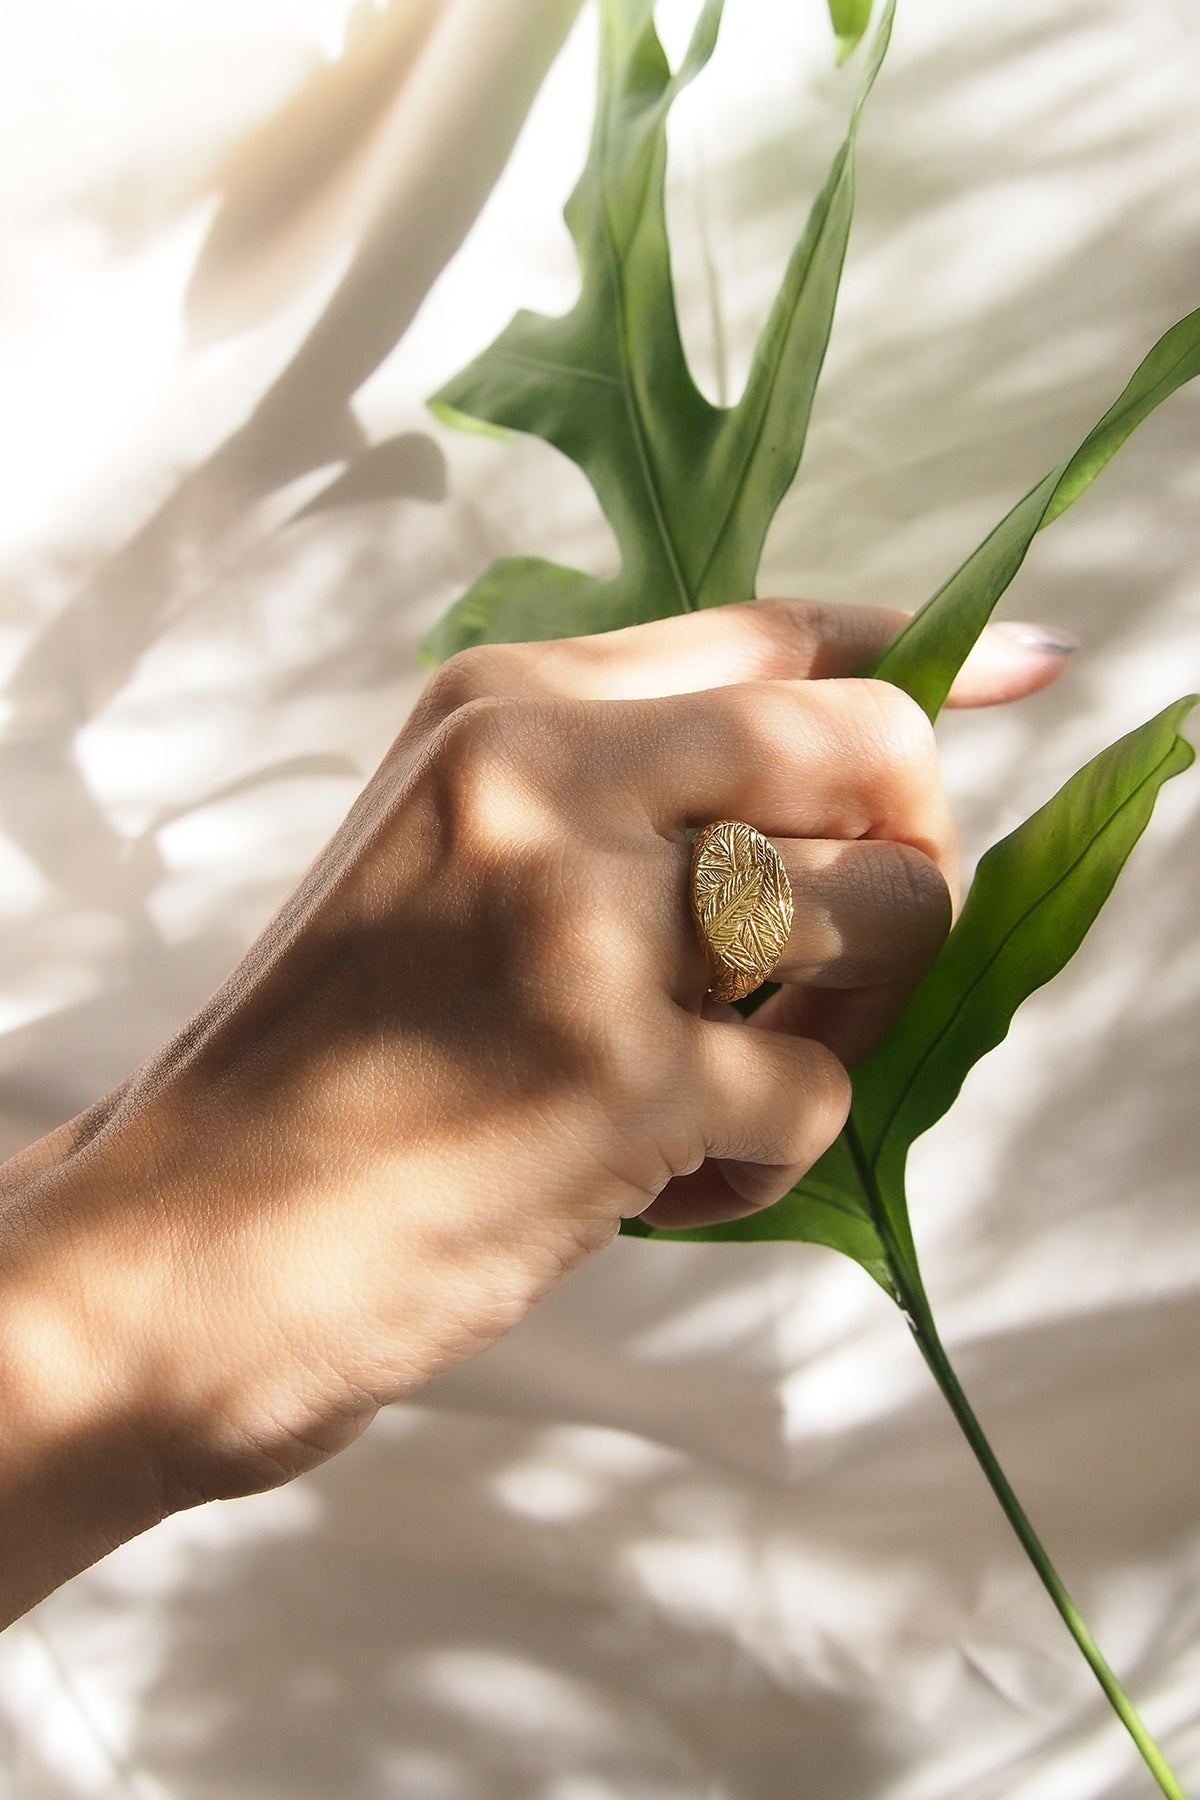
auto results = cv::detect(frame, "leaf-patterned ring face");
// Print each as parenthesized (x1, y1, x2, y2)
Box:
(689, 820, 793, 1004)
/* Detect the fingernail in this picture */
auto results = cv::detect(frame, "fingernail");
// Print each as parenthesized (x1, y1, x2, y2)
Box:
(992, 620, 1080, 655)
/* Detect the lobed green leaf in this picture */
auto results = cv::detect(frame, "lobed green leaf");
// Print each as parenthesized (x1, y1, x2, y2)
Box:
(423, 0, 895, 660)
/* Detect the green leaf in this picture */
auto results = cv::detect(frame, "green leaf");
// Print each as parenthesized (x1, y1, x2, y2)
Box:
(422, 558, 600, 666)
(827, 0, 873, 65)
(868, 307, 1200, 720)
(423, 0, 896, 659)
(856, 695, 1197, 1193)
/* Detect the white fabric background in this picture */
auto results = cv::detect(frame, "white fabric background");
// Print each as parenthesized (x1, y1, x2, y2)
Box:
(1, 0, 1198, 1795)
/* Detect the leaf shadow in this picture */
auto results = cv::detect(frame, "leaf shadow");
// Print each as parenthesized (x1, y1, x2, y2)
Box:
(102, 1249, 1200, 1798)
(5, 0, 1200, 1790)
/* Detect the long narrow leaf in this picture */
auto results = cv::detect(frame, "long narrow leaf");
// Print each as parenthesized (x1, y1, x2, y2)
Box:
(854, 695, 1198, 1223)
(868, 309, 1200, 719)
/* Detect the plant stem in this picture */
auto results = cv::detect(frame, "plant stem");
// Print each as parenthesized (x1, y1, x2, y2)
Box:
(899, 1283, 1188, 1800)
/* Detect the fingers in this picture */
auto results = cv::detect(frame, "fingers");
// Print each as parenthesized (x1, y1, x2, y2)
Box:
(413, 601, 904, 724)
(639, 1018, 850, 1230)
(669, 836, 951, 1065)
(671, 834, 950, 991)
(516, 599, 913, 696)
(623, 677, 959, 900)
(772, 837, 952, 989)
(415, 599, 1076, 721)
(645, 833, 952, 1229)
(745, 981, 919, 1072)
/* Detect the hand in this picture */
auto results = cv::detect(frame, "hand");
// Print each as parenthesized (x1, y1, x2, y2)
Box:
(0, 599, 1072, 1614)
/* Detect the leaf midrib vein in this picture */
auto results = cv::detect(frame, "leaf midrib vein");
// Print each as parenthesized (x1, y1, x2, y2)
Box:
(489, 349, 622, 390)
(597, 83, 693, 612)
(794, 1182, 874, 1227)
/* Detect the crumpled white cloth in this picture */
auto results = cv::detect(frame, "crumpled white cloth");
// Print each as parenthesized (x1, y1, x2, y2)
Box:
(1, 1, 1198, 1795)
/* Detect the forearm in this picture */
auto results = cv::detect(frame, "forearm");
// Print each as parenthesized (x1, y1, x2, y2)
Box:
(0, 1371, 171, 1628)
(0, 1081, 373, 1627)
(0, 1112, 177, 1626)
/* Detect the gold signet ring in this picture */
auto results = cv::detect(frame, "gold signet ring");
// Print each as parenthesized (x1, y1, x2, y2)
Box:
(689, 820, 793, 1004)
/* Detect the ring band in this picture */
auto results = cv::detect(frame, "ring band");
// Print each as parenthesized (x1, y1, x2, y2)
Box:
(689, 819, 793, 1004)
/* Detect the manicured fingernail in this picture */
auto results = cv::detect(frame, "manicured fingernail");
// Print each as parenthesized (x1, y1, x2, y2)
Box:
(992, 620, 1080, 655)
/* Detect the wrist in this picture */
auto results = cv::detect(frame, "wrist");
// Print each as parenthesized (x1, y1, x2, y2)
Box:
(1, 1061, 462, 1529)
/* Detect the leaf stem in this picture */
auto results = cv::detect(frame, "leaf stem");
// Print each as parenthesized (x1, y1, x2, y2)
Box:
(897, 1282, 1187, 1799)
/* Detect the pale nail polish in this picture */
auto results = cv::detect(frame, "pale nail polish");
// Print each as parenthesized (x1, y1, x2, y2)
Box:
(992, 620, 1080, 655)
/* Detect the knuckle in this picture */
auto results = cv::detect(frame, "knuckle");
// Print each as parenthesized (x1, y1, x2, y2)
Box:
(883, 841, 953, 941)
(588, 1012, 700, 1194)
(431, 691, 514, 771)
(856, 679, 938, 775)
(423, 696, 538, 862)
(595, 1001, 682, 1106)
(780, 1044, 852, 1166)
(790, 1040, 852, 1163)
(726, 677, 800, 744)
(745, 1037, 852, 1174)
(417, 645, 517, 728)
(741, 597, 824, 667)
(686, 679, 801, 777)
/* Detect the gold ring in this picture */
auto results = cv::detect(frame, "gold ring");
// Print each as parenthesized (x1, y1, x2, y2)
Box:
(689, 819, 793, 1004)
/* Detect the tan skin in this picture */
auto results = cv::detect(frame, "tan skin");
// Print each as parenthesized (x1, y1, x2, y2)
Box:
(0, 599, 1072, 1625)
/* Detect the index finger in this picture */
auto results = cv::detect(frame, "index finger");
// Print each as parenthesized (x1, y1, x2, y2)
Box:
(415, 602, 895, 723)
(415, 599, 1074, 722)
(611, 676, 960, 900)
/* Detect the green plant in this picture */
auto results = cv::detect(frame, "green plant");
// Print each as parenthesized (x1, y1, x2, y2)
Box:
(424, 1, 1198, 1791)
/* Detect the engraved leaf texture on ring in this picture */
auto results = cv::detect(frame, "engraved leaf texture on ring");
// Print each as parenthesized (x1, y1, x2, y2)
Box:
(690, 820, 793, 1004)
